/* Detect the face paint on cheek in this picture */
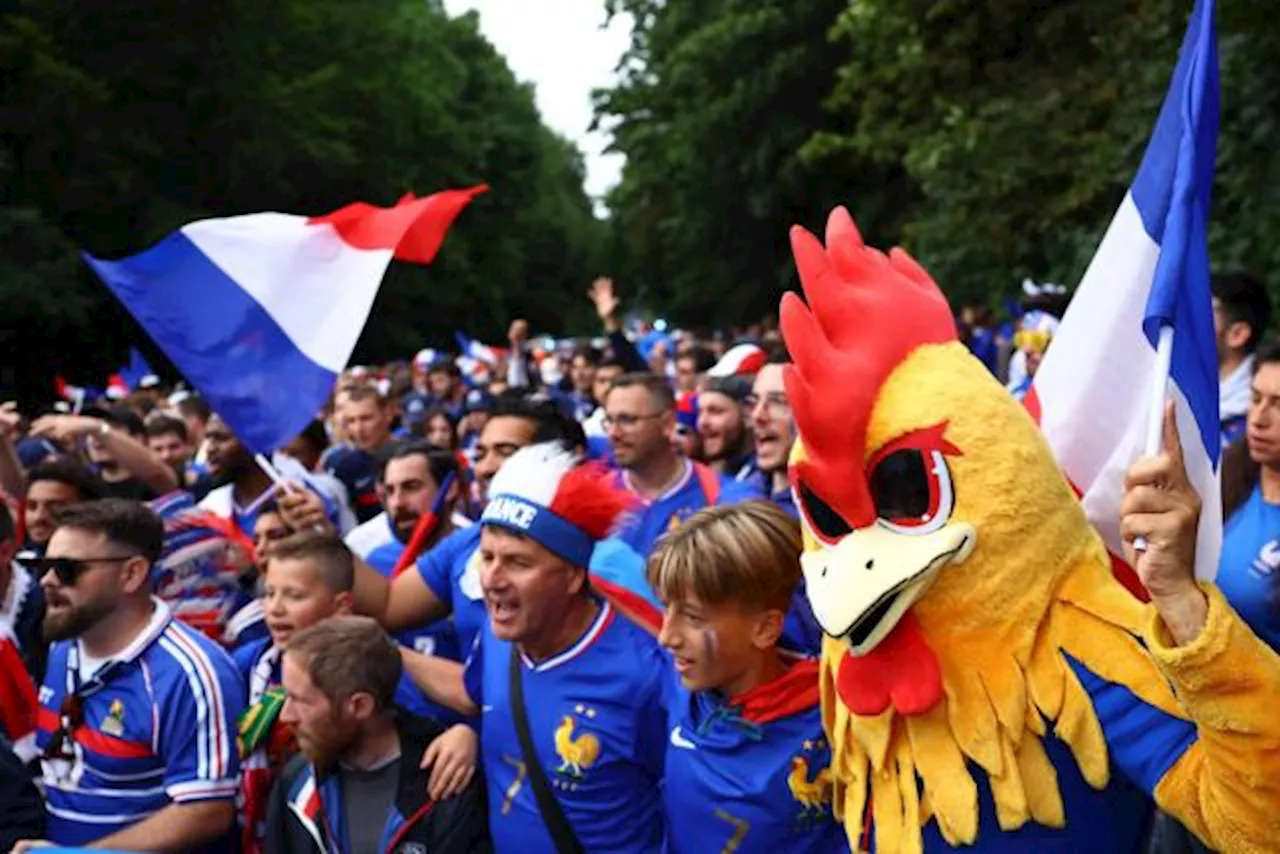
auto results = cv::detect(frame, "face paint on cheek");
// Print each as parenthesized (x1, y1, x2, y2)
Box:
(701, 629, 718, 668)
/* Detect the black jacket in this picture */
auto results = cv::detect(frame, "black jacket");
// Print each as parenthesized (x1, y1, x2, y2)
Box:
(0, 736, 44, 851)
(265, 713, 489, 854)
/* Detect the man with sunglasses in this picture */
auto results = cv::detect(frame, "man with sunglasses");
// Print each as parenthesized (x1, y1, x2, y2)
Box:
(13, 499, 243, 854)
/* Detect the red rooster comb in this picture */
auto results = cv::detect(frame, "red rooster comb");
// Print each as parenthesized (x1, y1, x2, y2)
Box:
(781, 207, 957, 528)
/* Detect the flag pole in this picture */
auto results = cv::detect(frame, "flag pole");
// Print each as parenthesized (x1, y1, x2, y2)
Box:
(1135, 324, 1176, 553)
(1144, 325, 1176, 456)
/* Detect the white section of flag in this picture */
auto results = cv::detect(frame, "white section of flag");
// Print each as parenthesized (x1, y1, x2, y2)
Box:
(182, 215, 393, 372)
(1034, 194, 1221, 580)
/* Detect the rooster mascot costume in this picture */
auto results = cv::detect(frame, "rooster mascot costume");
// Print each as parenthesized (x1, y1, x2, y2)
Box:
(780, 207, 1280, 853)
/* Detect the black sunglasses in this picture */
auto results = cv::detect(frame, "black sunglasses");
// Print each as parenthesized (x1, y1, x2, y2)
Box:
(22, 555, 138, 586)
(42, 693, 84, 762)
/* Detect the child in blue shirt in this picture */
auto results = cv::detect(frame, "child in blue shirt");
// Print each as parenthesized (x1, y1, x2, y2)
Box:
(647, 501, 848, 854)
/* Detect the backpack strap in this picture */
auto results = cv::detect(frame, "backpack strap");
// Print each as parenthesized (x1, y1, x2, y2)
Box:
(692, 462, 721, 506)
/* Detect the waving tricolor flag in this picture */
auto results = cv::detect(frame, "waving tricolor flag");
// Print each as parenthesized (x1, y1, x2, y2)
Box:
(1029, 0, 1220, 582)
(454, 331, 505, 365)
(85, 186, 487, 454)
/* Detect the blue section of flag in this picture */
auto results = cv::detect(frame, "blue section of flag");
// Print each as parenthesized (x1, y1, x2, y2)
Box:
(83, 235, 337, 455)
(1132, 0, 1220, 463)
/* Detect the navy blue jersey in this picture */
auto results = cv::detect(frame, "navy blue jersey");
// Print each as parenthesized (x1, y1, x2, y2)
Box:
(320, 444, 382, 523)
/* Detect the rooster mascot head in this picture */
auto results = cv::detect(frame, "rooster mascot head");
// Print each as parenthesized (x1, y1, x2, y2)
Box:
(782, 207, 1185, 852)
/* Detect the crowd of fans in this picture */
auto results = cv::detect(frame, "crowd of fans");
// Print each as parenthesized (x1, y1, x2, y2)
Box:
(0, 271, 1275, 853)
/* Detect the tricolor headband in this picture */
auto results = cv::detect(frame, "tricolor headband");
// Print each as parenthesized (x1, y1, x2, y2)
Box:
(481, 493, 595, 568)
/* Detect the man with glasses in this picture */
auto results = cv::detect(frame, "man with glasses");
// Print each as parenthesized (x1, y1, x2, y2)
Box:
(744, 349, 823, 656)
(745, 348, 800, 518)
(12, 499, 243, 854)
(603, 373, 760, 558)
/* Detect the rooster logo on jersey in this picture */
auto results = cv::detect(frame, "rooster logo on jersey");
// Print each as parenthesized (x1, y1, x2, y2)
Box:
(554, 704, 602, 782)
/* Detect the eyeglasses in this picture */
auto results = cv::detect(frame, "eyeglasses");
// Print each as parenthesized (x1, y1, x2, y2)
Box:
(743, 393, 790, 415)
(602, 411, 669, 431)
(43, 693, 84, 762)
(21, 555, 138, 586)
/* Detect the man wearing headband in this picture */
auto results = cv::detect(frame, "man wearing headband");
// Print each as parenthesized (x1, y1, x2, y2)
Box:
(402, 442, 667, 854)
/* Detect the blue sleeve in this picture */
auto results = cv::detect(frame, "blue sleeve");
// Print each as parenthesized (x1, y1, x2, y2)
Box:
(1067, 655, 1198, 796)
(589, 537, 662, 611)
(160, 640, 245, 802)
(419, 528, 472, 609)
(462, 633, 483, 708)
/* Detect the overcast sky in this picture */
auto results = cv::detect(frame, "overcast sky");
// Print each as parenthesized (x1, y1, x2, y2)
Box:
(441, 0, 631, 210)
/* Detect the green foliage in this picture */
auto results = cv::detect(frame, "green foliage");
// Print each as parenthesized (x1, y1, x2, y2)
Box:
(0, 0, 602, 398)
(603, 0, 1280, 317)
(596, 0, 905, 328)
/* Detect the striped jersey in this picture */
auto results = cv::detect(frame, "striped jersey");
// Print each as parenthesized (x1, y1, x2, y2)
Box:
(36, 599, 244, 851)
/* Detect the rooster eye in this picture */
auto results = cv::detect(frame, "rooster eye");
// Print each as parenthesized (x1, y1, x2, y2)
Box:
(796, 481, 852, 543)
(868, 448, 955, 534)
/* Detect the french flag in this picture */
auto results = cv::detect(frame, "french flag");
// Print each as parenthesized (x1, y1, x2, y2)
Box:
(85, 186, 487, 454)
(53, 376, 98, 407)
(1030, 0, 1220, 581)
(454, 331, 504, 365)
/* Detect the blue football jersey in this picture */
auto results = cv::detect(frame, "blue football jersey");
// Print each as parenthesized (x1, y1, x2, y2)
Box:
(464, 600, 667, 854)
(1213, 485, 1280, 651)
(616, 461, 764, 558)
(361, 529, 463, 725)
(662, 661, 849, 854)
(36, 600, 244, 851)
(417, 525, 488, 655)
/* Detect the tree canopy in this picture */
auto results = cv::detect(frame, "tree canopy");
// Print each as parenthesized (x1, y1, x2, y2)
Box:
(0, 0, 603, 398)
(597, 0, 1280, 317)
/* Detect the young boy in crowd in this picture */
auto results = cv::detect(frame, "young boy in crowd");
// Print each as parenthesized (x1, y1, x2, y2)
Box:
(234, 532, 355, 854)
(648, 501, 849, 854)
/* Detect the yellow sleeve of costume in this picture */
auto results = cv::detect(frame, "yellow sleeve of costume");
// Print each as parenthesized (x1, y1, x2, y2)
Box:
(1146, 584, 1280, 854)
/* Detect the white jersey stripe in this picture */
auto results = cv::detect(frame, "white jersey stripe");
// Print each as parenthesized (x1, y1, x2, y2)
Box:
(161, 624, 230, 780)
(157, 636, 209, 782)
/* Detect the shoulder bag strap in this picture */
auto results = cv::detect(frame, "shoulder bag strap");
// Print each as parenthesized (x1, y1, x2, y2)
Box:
(508, 648, 585, 854)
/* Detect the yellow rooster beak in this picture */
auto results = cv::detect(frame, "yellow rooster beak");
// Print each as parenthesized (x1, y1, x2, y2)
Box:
(801, 522, 977, 655)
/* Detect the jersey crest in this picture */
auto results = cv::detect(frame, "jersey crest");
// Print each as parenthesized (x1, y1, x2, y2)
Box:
(100, 698, 127, 738)
(785, 738, 835, 822)
(553, 704, 601, 787)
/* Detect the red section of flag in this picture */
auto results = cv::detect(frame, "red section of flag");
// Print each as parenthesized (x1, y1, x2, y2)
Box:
(1023, 384, 1042, 424)
(308, 186, 488, 262)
